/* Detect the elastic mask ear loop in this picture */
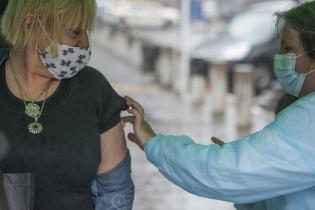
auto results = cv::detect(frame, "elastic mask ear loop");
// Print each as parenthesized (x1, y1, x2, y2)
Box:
(296, 48, 315, 59)
(304, 68, 315, 76)
(296, 49, 315, 76)
(296, 52, 308, 59)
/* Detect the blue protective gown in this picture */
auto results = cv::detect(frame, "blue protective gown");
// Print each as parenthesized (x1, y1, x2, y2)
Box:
(144, 92, 315, 210)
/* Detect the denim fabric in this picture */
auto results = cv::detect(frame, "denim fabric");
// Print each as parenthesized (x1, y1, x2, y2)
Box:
(91, 151, 134, 210)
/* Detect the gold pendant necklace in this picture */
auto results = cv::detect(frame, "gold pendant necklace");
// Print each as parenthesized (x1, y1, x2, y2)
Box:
(25, 103, 41, 118)
(24, 101, 45, 134)
(9, 55, 52, 135)
(28, 118, 43, 134)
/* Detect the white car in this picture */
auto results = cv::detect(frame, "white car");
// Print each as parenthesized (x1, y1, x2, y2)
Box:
(107, 1, 179, 29)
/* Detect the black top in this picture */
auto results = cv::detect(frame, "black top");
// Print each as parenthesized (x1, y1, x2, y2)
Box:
(0, 49, 127, 210)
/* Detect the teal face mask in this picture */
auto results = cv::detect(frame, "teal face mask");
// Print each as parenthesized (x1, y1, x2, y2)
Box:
(274, 52, 315, 97)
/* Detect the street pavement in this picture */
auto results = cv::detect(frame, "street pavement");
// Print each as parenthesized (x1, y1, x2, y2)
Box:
(90, 40, 274, 210)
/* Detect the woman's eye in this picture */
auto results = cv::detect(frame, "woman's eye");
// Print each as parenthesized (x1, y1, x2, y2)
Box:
(284, 47, 294, 52)
(69, 29, 80, 38)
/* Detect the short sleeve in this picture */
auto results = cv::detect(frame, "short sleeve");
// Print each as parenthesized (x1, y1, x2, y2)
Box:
(93, 72, 128, 134)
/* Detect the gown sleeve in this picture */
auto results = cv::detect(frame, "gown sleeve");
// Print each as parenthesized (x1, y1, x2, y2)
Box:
(144, 96, 315, 204)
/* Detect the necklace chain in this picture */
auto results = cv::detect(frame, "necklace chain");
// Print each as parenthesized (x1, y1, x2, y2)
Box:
(8, 54, 53, 134)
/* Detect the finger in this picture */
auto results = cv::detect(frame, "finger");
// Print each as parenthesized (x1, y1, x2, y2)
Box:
(125, 96, 132, 100)
(127, 133, 144, 150)
(212, 137, 225, 146)
(126, 102, 142, 115)
(127, 133, 138, 142)
(121, 116, 135, 124)
(125, 96, 144, 115)
(131, 100, 144, 115)
(125, 98, 132, 106)
(125, 96, 135, 107)
(125, 96, 136, 104)
(127, 107, 143, 120)
(211, 137, 225, 146)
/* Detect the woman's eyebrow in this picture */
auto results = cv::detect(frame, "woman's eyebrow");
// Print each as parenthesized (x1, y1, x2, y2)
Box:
(281, 37, 290, 45)
(280, 39, 286, 46)
(67, 27, 80, 31)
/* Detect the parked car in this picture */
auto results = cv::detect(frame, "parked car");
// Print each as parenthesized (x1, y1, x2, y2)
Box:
(190, 0, 295, 94)
(101, 0, 179, 29)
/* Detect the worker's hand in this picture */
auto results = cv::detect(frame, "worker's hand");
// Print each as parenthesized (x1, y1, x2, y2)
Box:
(122, 96, 156, 150)
(211, 136, 225, 147)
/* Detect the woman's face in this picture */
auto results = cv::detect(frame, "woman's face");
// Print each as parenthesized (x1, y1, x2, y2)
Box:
(280, 25, 315, 96)
(36, 14, 89, 51)
(58, 20, 89, 48)
(22, 13, 90, 79)
(279, 25, 315, 75)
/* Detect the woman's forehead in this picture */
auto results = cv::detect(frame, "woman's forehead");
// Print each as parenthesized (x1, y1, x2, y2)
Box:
(61, 13, 82, 28)
(281, 25, 299, 44)
(59, 4, 94, 31)
(63, 21, 81, 29)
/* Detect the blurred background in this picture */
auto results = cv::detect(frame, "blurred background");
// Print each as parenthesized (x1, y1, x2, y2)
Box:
(91, 0, 300, 209)
(0, 0, 307, 209)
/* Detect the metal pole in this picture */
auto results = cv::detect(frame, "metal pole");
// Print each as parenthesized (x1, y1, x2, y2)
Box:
(179, 0, 191, 100)
(234, 64, 254, 129)
(211, 62, 227, 115)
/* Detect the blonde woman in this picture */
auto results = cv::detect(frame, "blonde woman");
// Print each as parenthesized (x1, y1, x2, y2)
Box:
(0, 0, 134, 209)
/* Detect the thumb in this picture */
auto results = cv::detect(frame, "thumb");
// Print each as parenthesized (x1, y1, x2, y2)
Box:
(128, 133, 144, 150)
(121, 116, 135, 124)
(211, 136, 225, 147)
(128, 133, 138, 142)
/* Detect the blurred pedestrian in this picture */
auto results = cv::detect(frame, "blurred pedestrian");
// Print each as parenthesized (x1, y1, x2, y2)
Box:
(123, 1, 315, 210)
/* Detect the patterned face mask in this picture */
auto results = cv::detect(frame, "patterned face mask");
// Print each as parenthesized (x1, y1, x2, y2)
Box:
(37, 18, 91, 80)
(38, 43, 91, 80)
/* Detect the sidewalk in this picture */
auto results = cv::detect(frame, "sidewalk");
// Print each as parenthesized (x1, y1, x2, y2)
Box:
(90, 41, 274, 210)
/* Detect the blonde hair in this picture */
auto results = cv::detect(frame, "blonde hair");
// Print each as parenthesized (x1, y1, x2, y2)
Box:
(1, 0, 96, 52)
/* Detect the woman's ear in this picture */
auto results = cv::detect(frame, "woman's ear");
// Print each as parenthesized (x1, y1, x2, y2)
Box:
(23, 15, 44, 50)
(23, 15, 36, 35)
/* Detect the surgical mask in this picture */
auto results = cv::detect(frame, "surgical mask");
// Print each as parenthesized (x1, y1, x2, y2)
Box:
(37, 19, 91, 80)
(38, 44, 91, 80)
(274, 52, 315, 97)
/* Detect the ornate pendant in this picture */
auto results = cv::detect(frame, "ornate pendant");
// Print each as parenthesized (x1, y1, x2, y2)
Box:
(28, 122, 43, 134)
(25, 103, 40, 118)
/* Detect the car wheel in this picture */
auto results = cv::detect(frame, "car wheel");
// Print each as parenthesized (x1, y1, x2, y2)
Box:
(254, 63, 274, 94)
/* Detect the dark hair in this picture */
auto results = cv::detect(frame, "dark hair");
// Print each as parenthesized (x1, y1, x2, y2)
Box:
(0, 0, 8, 16)
(0, 0, 9, 48)
(276, 1, 315, 59)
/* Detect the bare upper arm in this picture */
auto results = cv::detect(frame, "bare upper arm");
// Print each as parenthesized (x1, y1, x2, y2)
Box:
(97, 121, 128, 174)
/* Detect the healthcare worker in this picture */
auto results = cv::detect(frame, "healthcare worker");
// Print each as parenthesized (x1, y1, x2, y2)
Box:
(122, 1, 315, 210)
